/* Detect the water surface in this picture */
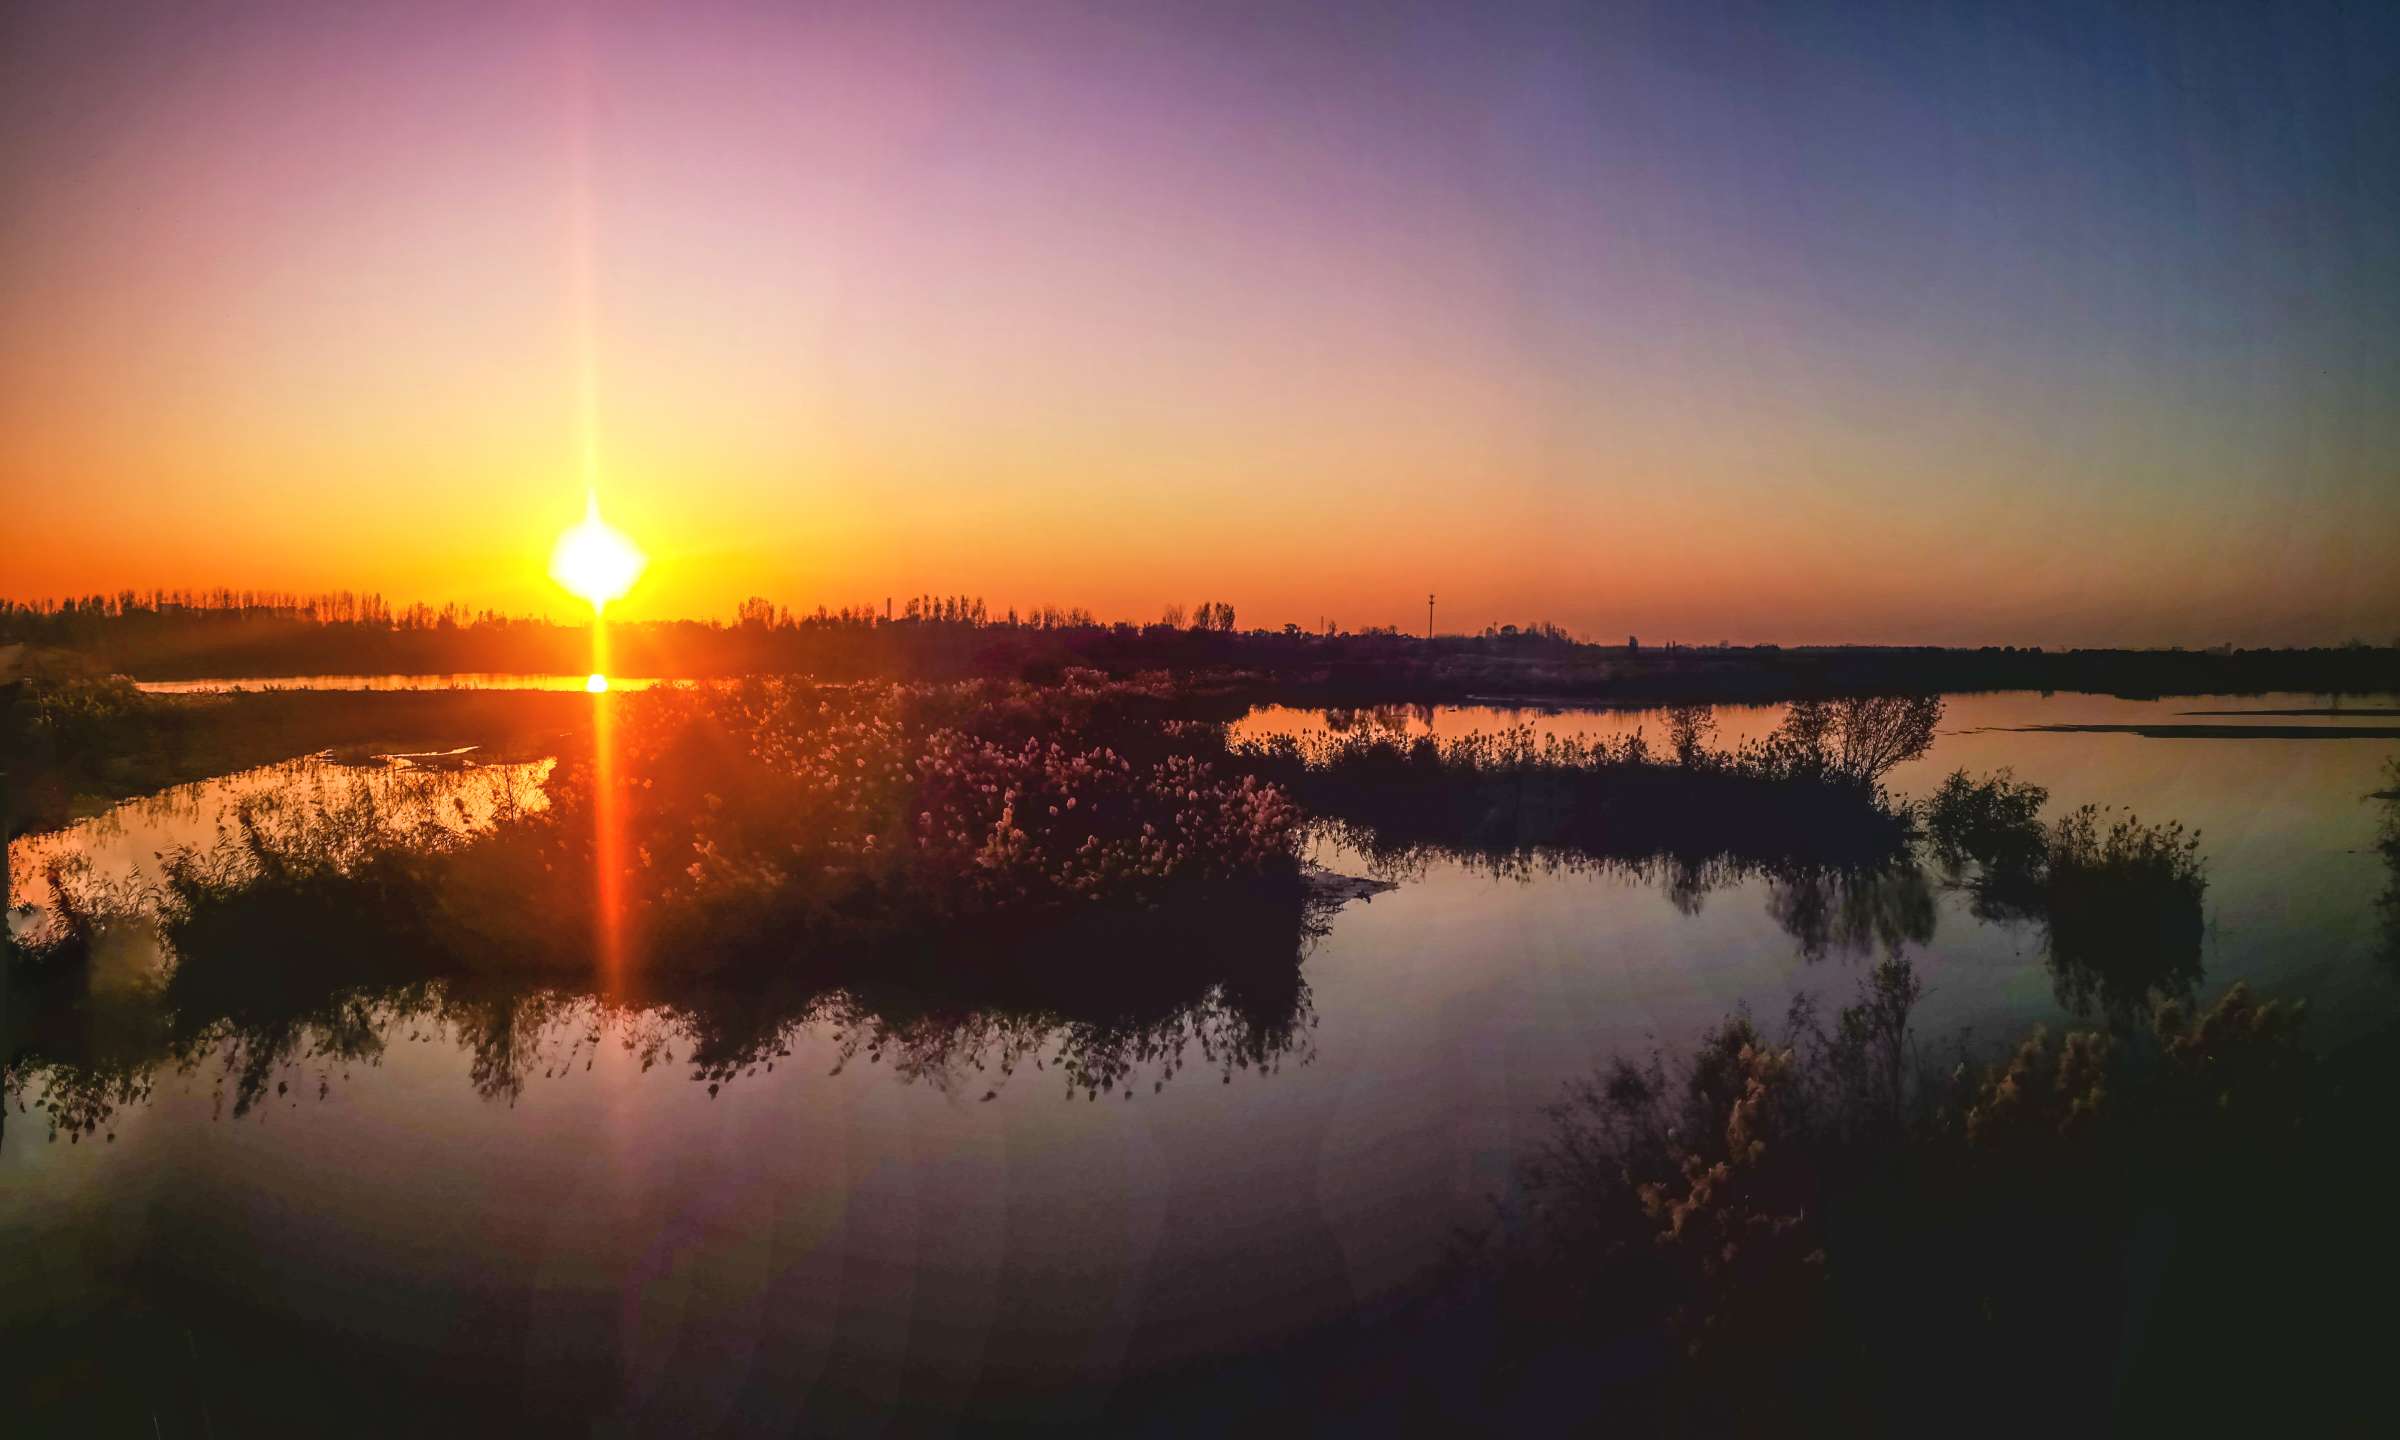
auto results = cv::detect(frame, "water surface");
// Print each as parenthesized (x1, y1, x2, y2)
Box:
(5, 690, 2394, 1430)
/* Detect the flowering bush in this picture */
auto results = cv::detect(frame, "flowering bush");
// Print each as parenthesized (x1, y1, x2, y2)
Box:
(1498, 962, 2336, 1429)
(528, 676, 1305, 947)
(1635, 1036, 1826, 1357)
(1957, 1025, 2114, 1147)
(2151, 981, 2310, 1136)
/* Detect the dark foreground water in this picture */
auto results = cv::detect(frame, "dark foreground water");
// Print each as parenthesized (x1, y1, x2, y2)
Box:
(5, 692, 2395, 1432)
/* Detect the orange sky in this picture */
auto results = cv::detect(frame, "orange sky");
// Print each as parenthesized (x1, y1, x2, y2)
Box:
(3, 1, 2395, 646)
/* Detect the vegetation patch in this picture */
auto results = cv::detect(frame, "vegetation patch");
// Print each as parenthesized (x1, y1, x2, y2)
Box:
(1237, 695, 1940, 874)
(1470, 963, 2326, 1430)
(1928, 768, 2208, 1018)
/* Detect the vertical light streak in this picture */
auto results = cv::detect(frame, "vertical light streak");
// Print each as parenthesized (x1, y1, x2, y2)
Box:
(588, 608, 627, 987)
(561, 13, 625, 987)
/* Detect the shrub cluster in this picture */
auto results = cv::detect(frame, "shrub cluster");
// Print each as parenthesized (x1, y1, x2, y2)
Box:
(1236, 706, 1931, 873)
(1926, 769, 2207, 1017)
(1500, 964, 2327, 1430)
(521, 676, 1305, 951)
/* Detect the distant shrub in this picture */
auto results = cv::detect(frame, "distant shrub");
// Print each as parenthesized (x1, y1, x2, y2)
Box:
(1924, 767, 2050, 874)
(1919, 772, 2208, 1020)
(1236, 719, 1919, 876)
(1663, 704, 1717, 765)
(2042, 805, 2206, 1015)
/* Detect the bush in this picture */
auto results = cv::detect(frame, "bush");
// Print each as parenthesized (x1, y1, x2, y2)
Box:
(1922, 772, 2207, 1020)
(1496, 966, 2330, 1429)
(1924, 767, 2049, 874)
(2043, 805, 2206, 1016)
(1237, 719, 1920, 877)
(525, 677, 1305, 952)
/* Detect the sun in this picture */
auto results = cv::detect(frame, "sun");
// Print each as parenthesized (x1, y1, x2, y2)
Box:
(550, 492, 646, 612)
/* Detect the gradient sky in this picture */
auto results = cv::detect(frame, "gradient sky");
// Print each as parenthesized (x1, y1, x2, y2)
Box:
(3, 0, 2395, 644)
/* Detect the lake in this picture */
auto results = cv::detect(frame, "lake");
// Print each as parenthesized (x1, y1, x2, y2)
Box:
(5, 690, 2395, 1431)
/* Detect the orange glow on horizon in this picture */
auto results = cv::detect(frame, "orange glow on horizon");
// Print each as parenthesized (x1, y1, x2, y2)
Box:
(2, 6, 2391, 649)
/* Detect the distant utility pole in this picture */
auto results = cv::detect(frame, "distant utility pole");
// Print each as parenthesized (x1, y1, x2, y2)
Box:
(1426, 592, 1435, 641)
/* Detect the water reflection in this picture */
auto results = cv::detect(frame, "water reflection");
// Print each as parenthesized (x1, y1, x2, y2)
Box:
(1330, 827, 1941, 963)
(1318, 703, 1436, 736)
(1765, 862, 1938, 962)
(3, 893, 1325, 1149)
(2373, 760, 2400, 974)
(11, 697, 2356, 1162)
(1314, 762, 2209, 1018)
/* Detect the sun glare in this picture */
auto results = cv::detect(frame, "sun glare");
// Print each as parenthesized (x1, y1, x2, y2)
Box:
(550, 492, 646, 613)
(585, 672, 609, 693)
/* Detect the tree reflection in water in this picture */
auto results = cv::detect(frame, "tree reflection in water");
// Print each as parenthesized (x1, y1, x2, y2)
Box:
(8, 759, 2230, 1149)
(1765, 862, 1938, 962)
(1320, 761, 2210, 1017)
(2, 891, 1326, 1148)
(2373, 759, 2400, 973)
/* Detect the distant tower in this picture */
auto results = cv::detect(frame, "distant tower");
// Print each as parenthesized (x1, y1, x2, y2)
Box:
(1427, 592, 1435, 641)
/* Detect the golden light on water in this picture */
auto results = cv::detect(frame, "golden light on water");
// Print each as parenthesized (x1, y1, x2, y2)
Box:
(549, 492, 646, 614)
(552, 490, 637, 982)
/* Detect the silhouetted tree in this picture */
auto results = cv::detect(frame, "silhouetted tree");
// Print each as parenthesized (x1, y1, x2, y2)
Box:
(1665, 704, 1717, 765)
(1774, 696, 1941, 785)
(1830, 696, 1944, 783)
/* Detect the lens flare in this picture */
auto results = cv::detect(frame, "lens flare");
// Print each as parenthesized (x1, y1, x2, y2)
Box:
(585, 672, 609, 693)
(550, 492, 645, 612)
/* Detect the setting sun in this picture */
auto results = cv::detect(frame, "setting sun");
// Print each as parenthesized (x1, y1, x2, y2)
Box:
(549, 493, 646, 614)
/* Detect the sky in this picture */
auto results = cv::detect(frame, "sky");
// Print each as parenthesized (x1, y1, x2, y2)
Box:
(2, 0, 2395, 645)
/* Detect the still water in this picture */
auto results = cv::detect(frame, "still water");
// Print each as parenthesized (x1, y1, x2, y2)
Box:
(5, 692, 2395, 1431)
